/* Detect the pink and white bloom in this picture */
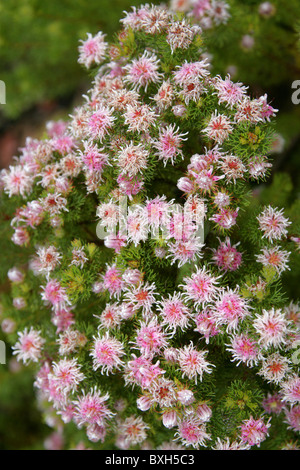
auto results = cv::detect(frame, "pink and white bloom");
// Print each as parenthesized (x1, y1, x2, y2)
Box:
(79, 141, 109, 173)
(210, 207, 239, 230)
(123, 282, 157, 318)
(253, 308, 290, 349)
(7, 267, 25, 283)
(41, 279, 70, 309)
(116, 142, 148, 176)
(213, 287, 251, 332)
(12, 327, 45, 364)
(124, 51, 162, 91)
(51, 358, 85, 394)
(134, 318, 168, 357)
(284, 405, 300, 432)
(240, 416, 271, 447)
(257, 206, 291, 243)
(124, 354, 165, 389)
(157, 292, 191, 334)
(101, 264, 124, 298)
(73, 387, 114, 427)
(11, 227, 28, 246)
(194, 309, 221, 343)
(202, 111, 233, 144)
(176, 416, 211, 449)
(90, 332, 125, 374)
(211, 237, 242, 272)
(181, 265, 220, 307)
(87, 105, 115, 141)
(227, 333, 262, 367)
(78, 32, 108, 68)
(256, 246, 291, 275)
(2, 164, 33, 198)
(280, 375, 300, 404)
(177, 342, 214, 384)
(36, 245, 62, 277)
(213, 74, 248, 108)
(167, 19, 195, 53)
(116, 415, 149, 447)
(96, 303, 123, 329)
(152, 124, 188, 166)
(124, 103, 156, 133)
(258, 353, 291, 384)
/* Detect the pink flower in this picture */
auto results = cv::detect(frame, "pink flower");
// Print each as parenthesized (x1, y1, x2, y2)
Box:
(202, 111, 233, 144)
(256, 246, 291, 275)
(167, 19, 195, 53)
(226, 333, 262, 367)
(257, 206, 291, 243)
(73, 387, 114, 427)
(177, 389, 195, 406)
(176, 416, 211, 449)
(11, 227, 30, 246)
(240, 416, 271, 447)
(117, 173, 144, 198)
(153, 80, 174, 110)
(124, 355, 165, 388)
(262, 393, 285, 415)
(173, 60, 210, 86)
(51, 305, 75, 333)
(13, 297, 26, 310)
(218, 155, 246, 184)
(167, 237, 204, 267)
(124, 103, 156, 133)
(213, 74, 248, 108)
(150, 377, 177, 407)
(234, 97, 262, 123)
(90, 332, 125, 374)
(78, 32, 108, 68)
(80, 141, 109, 173)
(196, 403, 212, 423)
(2, 164, 33, 198)
(37, 245, 62, 276)
(7, 267, 25, 283)
(157, 292, 191, 334)
(211, 237, 242, 272)
(284, 405, 300, 432)
(124, 51, 162, 91)
(253, 308, 290, 349)
(101, 264, 124, 298)
(177, 176, 195, 194)
(123, 282, 157, 318)
(258, 353, 291, 384)
(116, 142, 148, 176)
(177, 342, 214, 383)
(153, 124, 188, 166)
(41, 279, 70, 309)
(97, 303, 123, 329)
(135, 318, 168, 357)
(12, 327, 45, 364)
(280, 375, 300, 404)
(51, 358, 85, 394)
(162, 410, 178, 429)
(181, 265, 220, 307)
(194, 309, 221, 343)
(52, 134, 76, 155)
(210, 207, 239, 229)
(213, 287, 251, 332)
(139, 5, 170, 34)
(117, 415, 149, 447)
(87, 105, 115, 141)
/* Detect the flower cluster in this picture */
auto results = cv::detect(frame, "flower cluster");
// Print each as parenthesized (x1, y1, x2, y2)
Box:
(1, 6, 299, 451)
